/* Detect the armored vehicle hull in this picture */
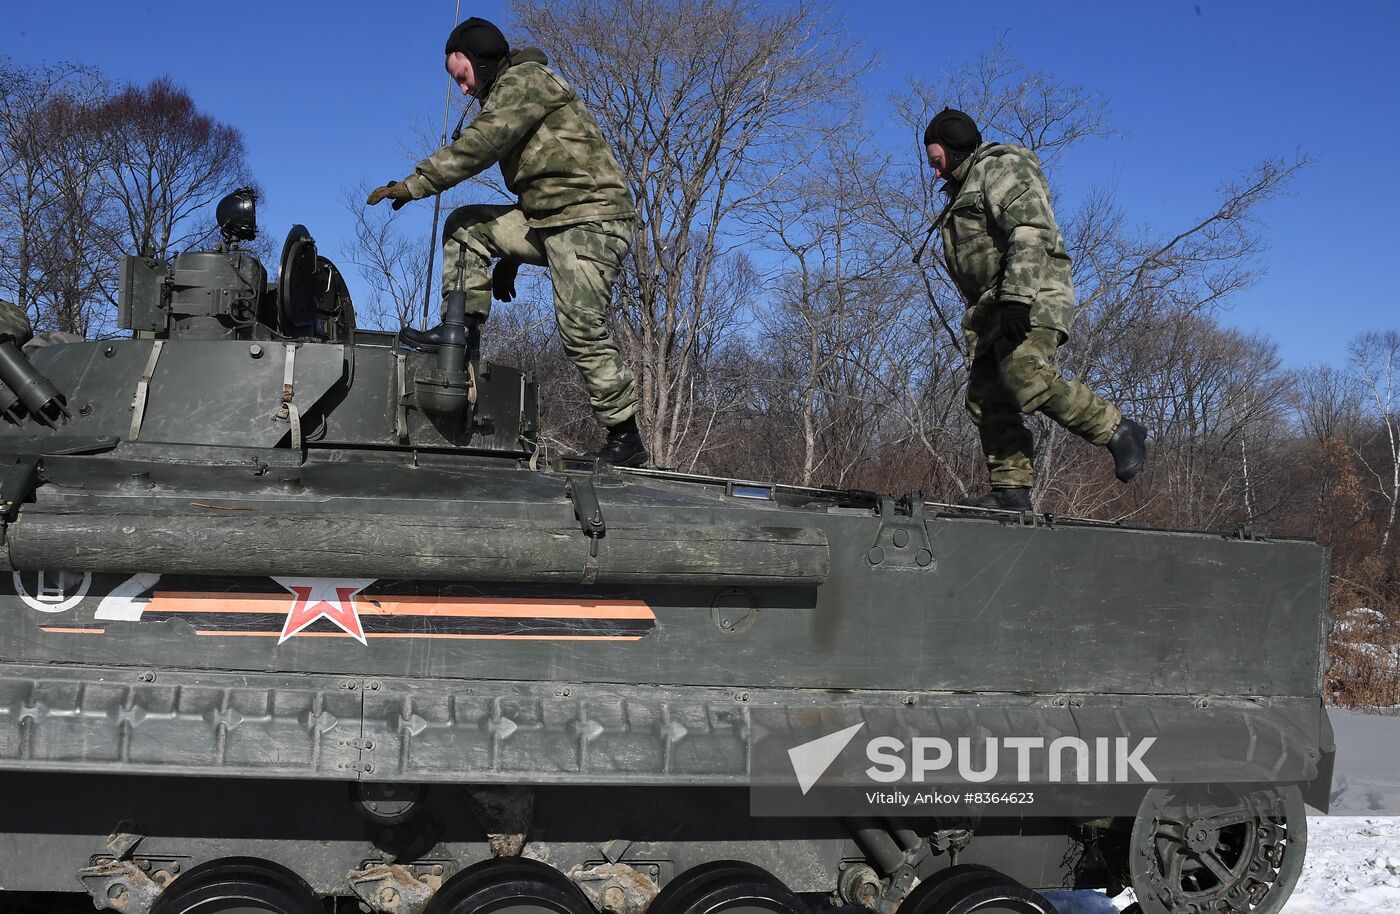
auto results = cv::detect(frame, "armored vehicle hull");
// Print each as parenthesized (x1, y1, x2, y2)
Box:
(0, 221, 1331, 914)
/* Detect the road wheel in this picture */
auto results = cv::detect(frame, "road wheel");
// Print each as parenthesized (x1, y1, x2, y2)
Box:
(426, 857, 596, 914)
(647, 861, 806, 914)
(900, 864, 1057, 914)
(149, 858, 319, 914)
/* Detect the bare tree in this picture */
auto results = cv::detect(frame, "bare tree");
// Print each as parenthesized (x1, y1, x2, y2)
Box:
(513, 0, 868, 467)
(0, 60, 54, 324)
(1291, 365, 1365, 445)
(97, 77, 253, 262)
(616, 242, 761, 468)
(1348, 330, 1400, 549)
(1099, 318, 1286, 527)
(878, 315, 982, 499)
(3, 64, 261, 335)
(0, 60, 110, 332)
(755, 139, 906, 486)
(32, 88, 116, 335)
(338, 183, 432, 331)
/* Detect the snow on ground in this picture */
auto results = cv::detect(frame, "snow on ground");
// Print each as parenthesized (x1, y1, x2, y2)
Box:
(1329, 709, 1400, 814)
(1043, 817, 1400, 913)
(1282, 817, 1400, 912)
(1286, 709, 1400, 910)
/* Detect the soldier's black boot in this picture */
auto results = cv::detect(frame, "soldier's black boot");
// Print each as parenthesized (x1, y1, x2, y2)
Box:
(398, 318, 481, 357)
(398, 323, 444, 353)
(592, 416, 648, 467)
(1107, 417, 1148, 483)
(957, 486, 1033, 511)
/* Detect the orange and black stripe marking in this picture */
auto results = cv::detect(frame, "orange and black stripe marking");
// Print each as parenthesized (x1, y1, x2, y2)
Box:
(143, 591, 655, 640)
(26, 573, 657, 642)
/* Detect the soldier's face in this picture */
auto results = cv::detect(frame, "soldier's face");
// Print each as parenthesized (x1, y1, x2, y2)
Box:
(446, 52, 480, 97)
(926, 142, 951, 180)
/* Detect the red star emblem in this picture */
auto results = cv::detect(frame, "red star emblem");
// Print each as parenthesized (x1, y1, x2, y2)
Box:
(272, 577, 376, 645)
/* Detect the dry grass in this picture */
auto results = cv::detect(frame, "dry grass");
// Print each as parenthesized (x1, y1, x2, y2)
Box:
(1325, 604, 1400, 708)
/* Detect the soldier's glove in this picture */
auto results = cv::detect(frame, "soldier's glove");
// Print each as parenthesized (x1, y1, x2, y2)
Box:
(492, 258, 520, 302)
(998, 301, 1032, 346)
(366, 181, 412, 211)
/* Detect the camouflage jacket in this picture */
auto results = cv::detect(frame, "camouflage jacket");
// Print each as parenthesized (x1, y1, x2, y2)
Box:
(403, 48, 636, 230)
(938, 143, 1075, 354)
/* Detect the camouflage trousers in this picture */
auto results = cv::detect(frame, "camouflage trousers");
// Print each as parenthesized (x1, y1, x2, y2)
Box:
(966, 328, 1122, 488)
(441, 204, 638, 427)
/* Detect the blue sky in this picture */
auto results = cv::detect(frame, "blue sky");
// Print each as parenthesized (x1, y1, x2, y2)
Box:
(4, 1, 1396, 368)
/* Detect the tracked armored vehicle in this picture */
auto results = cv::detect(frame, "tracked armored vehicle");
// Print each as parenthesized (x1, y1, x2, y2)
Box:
(0, 194, 1333, 914)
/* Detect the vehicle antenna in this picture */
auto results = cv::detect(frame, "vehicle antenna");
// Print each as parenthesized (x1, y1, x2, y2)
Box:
(423, 0, 465, 329)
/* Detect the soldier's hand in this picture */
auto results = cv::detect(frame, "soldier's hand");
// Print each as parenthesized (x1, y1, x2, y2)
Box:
(492, 258, 520, 302)
(999, 302, 1032, 346)
(366, 181, 413, 210)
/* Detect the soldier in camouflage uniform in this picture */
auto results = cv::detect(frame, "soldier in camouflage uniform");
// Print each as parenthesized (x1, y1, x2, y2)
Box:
(925, 109, 1147, 511)
(368, 18, 646, 466)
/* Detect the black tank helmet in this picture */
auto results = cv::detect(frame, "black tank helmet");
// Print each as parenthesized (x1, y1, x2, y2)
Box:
(923, 108, 982, 172)
(215, 187, 257, 243)
(445, 17, 512, 102)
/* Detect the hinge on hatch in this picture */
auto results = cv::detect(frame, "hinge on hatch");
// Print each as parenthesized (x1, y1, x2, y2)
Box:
(866, 494, 936, 571)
